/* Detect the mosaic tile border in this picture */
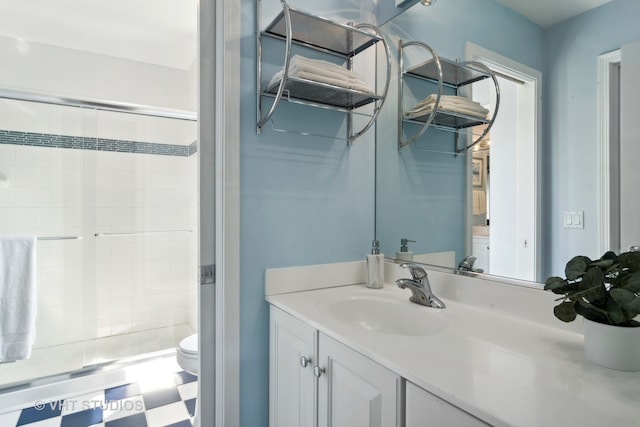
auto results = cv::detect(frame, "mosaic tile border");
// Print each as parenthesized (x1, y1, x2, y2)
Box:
(188, 141, 198, 156)
(0, 129, 197, 157)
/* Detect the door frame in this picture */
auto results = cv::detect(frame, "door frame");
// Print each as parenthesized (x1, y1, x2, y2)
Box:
(199, 0, 241, 425)
(464, 42, 542, 282)
(597, 49, 621, 255)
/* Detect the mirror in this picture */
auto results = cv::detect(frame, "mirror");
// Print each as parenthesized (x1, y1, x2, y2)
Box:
(375, 0, 634, 284)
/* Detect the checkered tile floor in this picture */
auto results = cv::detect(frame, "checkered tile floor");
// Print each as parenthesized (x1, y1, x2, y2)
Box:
(0, 371, 197, 427)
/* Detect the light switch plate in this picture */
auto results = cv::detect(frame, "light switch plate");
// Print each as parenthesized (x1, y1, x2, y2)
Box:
(563, 211, 584, 229)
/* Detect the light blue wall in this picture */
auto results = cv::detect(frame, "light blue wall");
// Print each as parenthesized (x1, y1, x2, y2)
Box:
(543, 0, 640, 276)
(375, 0, 544, 260)
(240, 1, 381, 426)
(238, 0, 639, 424)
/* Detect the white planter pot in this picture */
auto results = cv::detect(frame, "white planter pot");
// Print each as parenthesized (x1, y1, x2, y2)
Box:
(583, 318, 640, 371)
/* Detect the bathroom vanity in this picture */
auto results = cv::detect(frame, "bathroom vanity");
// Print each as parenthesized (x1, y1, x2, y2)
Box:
(265, 261, 640, 427)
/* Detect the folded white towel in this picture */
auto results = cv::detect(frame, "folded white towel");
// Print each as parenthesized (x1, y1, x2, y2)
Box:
(408, 95, 490, 117)
(293, 70, 374, 93)
(291, 62, 367, 87)
(0, 235, 37, 362)
(413, 94, 487, 110)
(268, 55, 374, 94)
(404, 102, 489, 120)
(290, 55, 364, 80)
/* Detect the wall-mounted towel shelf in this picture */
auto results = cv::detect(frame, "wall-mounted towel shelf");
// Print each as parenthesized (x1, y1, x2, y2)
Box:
(256, 0, 390, 144)
(398, 40, 500, 152)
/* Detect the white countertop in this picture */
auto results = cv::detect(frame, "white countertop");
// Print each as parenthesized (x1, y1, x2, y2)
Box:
(267, 283, 640, 427)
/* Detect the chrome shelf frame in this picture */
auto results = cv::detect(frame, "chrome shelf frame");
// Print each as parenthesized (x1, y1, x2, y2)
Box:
(403, 110, 490, 130)
(398, 43, 500, 152)
(405, 57, 491, 88)
(262, 6, 383, 57)
(454, 60, 500, 153)
(256, 0, 391, 144)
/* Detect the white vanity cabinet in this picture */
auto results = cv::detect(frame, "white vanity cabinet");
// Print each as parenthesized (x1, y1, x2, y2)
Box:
(317, 333, 401, 427)
(405, 381, 489, 427)
(270, 306, 401, 427)
(270, 306, 317, 427)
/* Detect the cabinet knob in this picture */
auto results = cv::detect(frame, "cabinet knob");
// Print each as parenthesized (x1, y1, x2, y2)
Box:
(300, 356, 311, 368)
(313, 365, 326, 378)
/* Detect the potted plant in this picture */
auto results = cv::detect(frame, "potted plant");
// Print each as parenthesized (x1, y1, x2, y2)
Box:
(544, 250, 640, 371)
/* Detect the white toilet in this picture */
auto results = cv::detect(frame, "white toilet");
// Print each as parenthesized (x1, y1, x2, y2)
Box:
(177, 333, 199, 375)
(177, 333, 199, 426)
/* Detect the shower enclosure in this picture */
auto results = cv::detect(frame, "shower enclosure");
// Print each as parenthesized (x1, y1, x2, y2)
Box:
(0, 0, 199, 393)
(0, 0, 198, 389)
(0, 93, 198, 387)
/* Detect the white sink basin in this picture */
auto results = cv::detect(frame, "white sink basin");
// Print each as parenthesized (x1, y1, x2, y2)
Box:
(323, 295, 449, 336)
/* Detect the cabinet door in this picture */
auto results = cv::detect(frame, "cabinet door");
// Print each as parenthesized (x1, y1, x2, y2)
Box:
(270, 306, 317, 427)
(472, 236, 490, 272)
(406, 381, 489, 427)
(317, 333, 400, 427)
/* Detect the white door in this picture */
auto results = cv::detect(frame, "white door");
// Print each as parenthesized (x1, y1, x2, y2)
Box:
(317, 334, 399, 427)
(620, 40, 640, 250)
(466, 43, 541, 282)
(269, 307, 317, 427)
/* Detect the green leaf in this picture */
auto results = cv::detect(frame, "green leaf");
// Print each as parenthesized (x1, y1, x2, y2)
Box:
(619, 251, 640, 272)
(611, 288, 640, 312)
(621, 272, 640, 293)
(575, 299, 610, 324)
(601, 251, 619, 262)
(579, 267, 605, 291)
(565, 256, 591, 280)
(544, 277, 572, 294)
(572, 284, 605, 304)
(553, 301, 577, 322)
(591, 259, 616, 270)
(605, 297, 626, 325)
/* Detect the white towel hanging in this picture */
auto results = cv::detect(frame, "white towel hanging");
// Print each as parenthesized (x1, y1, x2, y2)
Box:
(0, 235, 37, 362)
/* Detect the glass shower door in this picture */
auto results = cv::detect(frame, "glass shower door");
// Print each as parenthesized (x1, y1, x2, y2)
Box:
(82, 109, 198, 367)
(0, 98, 89, 386)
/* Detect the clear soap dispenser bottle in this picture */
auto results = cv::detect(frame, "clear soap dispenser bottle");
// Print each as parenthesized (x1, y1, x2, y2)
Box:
(396, 238, 416, 262)
(366, 240, 384, 289)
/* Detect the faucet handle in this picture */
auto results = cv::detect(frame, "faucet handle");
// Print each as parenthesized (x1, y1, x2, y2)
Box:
(400, 262, 427, 281)
(457, 255, 477, 271)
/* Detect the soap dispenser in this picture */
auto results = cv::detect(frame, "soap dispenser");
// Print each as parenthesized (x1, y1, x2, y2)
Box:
(396, 238, 416, 262)
(366, 240, 384, 289)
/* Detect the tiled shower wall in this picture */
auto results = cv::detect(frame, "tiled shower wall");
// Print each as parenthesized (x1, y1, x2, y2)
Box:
(0, 98, 198, 350)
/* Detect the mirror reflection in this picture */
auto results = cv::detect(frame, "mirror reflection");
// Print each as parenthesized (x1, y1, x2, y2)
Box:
(376, 0, 639, 284)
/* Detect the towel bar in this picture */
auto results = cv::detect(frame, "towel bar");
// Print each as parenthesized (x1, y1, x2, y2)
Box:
(95, 230, 193, 237)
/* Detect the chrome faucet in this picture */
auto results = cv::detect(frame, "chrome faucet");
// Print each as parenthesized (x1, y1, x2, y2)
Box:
(396, 263, 445, 308)
(457, 255, 484, 273)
